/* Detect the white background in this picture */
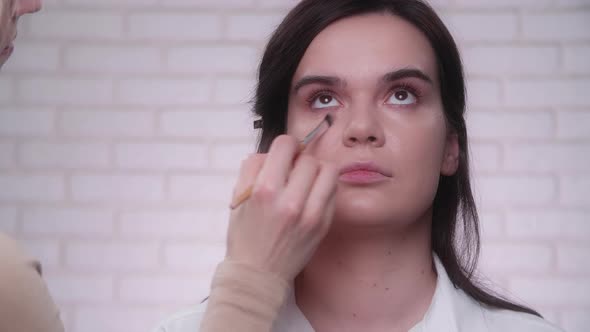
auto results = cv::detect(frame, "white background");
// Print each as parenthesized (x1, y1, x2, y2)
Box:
(1, 0, 589, 331)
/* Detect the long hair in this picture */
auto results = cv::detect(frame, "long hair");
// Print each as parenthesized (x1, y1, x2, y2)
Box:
(252, 0, 540, 316)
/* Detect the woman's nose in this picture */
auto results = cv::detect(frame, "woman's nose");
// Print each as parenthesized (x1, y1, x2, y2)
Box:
(341, 106, 385, 148)
(14, 0, 42, 18)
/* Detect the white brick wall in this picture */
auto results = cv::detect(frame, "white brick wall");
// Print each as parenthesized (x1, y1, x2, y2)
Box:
(0, 142, 15, 168)
(506, 210, 590, 239)
(19, 142, 110, 169)
(58, 109, 155, 138)
(0, 109, 55, 136)
(2, 0, 589, 331)
(128, 13, 222, 41)
(0, 173, 65, 201)
(467, 111, 554, 139)
(18, 78, 113, 105)
(166, 46, 259, 74)
(0, 206, 17, 234)
(118, 276, 209, 304)
(118, 79, 210, 106)
(71, 175, 164, 202)
(0, 78, 14, 102)
(462, 46, 560, 76)
(65, 241, 160, 271)
(476, 175, 556, 208)
(442, 12, 518, 41)
(557, 111, 590, 138)
(226, 14, 284, 41)
(21, 207, 115, 236)
(168, 174, 237, 204)
(114, 143, 208, 170)
(3, 42, 60, 72)
(159, 109, 255, 138)
(119, 209, 229, 240)
(28, 11, 124, 39)
(564, 46, 590, 73)
(561, 176, 590, 206)
(19, 239, 61, 268)
(504, 80, 590, 107)
(522, 12, 590, 41)
(510, 278, 590, 306)
(64, 46, 161, 73)
(45, 274, 114, 303)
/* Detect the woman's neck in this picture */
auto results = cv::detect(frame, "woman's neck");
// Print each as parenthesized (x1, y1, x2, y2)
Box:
(295, 213, 437, 332)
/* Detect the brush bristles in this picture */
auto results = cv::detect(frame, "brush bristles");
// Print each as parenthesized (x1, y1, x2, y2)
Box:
(324, 113, 333, 127)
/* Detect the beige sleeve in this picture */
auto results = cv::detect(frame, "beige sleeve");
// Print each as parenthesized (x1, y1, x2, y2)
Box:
(0, 233, 65, 332)
(199, 260, 291, 332)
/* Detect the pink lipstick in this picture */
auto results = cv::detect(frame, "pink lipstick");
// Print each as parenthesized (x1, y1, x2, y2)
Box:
(339, 162, 391, 184)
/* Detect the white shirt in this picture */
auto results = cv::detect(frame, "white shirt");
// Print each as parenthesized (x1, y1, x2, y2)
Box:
(154, 255, 565, 332)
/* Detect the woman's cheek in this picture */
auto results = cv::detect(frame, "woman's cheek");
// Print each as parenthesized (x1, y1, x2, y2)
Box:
(286, 103, 327, 140)
(398, 121, 447, 187)
(286, 101, 304, 136)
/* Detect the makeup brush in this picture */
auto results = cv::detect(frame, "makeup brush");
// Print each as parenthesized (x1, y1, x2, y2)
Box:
(230, 113, 334, 210)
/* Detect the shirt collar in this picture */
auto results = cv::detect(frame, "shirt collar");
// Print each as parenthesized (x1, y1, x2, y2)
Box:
(410, 254, 459, 332)
(275, 254, 460, 332)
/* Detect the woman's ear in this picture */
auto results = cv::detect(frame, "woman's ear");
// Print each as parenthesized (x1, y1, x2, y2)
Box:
(441, 132, 459, 176)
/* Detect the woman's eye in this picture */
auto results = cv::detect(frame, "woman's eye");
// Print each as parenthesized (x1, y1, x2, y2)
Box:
(387, 89, 417, 105)
(311, 94, 340, 109)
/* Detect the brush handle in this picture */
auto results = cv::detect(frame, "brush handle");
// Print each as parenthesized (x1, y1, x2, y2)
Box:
(229, 142, 306, 210)
(229, 186, 253, 210)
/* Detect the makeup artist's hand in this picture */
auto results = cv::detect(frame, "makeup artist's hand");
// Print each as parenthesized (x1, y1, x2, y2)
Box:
(225, 135, 338, 282)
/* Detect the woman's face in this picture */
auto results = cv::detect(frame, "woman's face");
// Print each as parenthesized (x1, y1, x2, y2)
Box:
(0, 0, 42, 68)
(287, 13, 459, 229)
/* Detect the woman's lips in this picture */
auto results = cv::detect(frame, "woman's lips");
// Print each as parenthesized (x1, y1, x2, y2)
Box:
(339, 170, 389, 184)
(338, 161, 392, 184)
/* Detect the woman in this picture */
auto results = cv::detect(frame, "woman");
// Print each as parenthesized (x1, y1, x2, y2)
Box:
(156, 1, 564, 331)
(0, 0, 65, 331)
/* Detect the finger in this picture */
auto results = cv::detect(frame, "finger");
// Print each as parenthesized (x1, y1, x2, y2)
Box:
(253, 135, 298, 192)
(300, 161, 338, 231)
(278, 155, 320, 220)
(232, 153, 266, 202)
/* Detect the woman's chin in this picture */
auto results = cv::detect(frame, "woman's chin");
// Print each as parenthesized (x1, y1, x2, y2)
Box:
(333, 201, 396, 227)
(330, 192, 425, 230)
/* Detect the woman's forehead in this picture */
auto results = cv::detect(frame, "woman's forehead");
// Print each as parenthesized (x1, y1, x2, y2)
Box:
(293, 13, 438, 85)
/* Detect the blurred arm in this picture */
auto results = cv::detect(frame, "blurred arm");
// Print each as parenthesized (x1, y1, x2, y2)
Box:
(199, 260, 291, 332)
(0, 233, 65, 332)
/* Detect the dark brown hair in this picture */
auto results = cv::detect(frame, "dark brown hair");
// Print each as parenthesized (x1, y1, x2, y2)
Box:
(252, 0, 540, 316)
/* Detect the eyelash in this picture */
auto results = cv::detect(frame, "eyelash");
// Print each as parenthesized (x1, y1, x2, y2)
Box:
(305, 83, 423, 109)
(393, 83, 422, 101)
(305, 89, 336, 106)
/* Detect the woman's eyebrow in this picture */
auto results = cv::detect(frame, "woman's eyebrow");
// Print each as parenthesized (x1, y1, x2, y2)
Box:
(292, 68, 432, 93)
(382, 68, 433, 85)
(293, 75, 346, 93)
